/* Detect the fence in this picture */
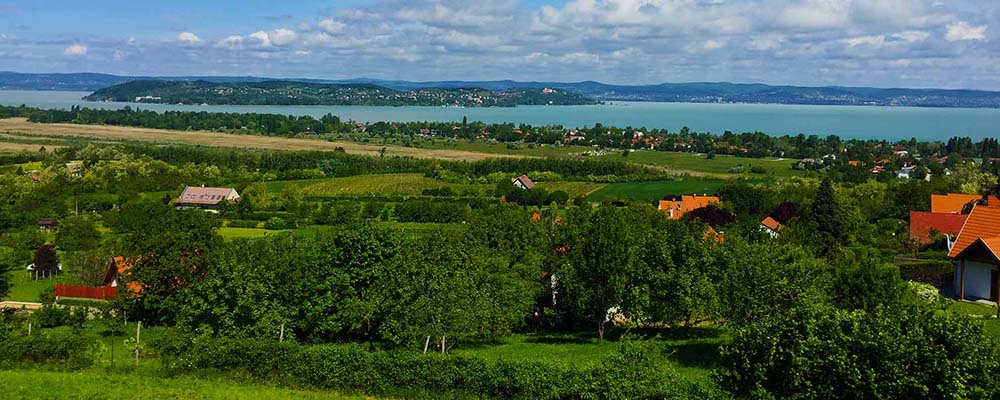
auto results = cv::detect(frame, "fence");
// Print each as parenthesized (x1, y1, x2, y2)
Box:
(54, 284, 117, 300)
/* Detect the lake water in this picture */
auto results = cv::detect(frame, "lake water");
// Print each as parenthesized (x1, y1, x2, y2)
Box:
(1, 90, 998, 141)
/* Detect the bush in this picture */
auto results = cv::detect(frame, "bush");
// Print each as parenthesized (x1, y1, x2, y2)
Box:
(155, 334, 722, 399)
(749, 166, 767, 174)
(0, 327, 98, 370)
(263, 217, 291, 230)
(33, 304, 87, 328)
(717, 303, 1000, 399)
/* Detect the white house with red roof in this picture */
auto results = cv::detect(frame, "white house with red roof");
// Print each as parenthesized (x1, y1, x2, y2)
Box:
(950, 205, 1000, 301)
(759, 216, 784, 238)
(175, 186, 241, 212)
(512, 175, 535, 190)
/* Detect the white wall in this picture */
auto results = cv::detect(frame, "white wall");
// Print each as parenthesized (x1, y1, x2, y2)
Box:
(955, 260, 998, 300)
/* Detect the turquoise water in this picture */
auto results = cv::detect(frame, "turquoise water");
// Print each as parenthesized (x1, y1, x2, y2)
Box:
(1, 90, 998, 141)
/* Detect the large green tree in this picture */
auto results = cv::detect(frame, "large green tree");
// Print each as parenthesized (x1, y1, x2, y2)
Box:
(55, 215, 101, 251)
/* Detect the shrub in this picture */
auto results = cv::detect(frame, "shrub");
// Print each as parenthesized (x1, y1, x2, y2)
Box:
(0, 327, 98, 370)
(33, 304, 87, 328)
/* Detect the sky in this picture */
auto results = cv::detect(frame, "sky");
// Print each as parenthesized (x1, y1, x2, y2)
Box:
(0, 0, 998, 90)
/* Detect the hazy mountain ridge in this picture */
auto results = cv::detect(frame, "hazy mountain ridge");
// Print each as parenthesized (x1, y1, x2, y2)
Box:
(3, 72, 1000, 108)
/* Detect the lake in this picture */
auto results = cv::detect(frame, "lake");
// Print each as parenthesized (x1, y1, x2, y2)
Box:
(1, 90, 998, 141)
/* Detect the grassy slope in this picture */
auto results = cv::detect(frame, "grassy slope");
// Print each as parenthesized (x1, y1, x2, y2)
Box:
(0, 369, 364, 400)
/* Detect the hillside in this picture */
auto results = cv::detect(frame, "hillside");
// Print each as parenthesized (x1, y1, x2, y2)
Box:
(82, 80, 598, 107)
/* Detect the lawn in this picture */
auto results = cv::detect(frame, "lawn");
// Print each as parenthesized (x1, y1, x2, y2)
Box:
(946, 300, 1000, 340)
(0, 369, 365, 400)
(300, 173, 491, 197)
(218, 227, 292, 240)
(585, 180, 729, 202)
(3, 270, 69, 302)
(454, 327, 726, 381)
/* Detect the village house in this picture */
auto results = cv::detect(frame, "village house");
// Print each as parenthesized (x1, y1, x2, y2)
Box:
(658, 195, 721, 220)
(760, 216, 784, 238)
(65, 161, 83, 177)
(950, 205, 1000, 301)
(38, 218, 57, 232)
(511, 175, 535, 190)
(896, 165, 916, 179)
(175, 186, 241, 212)
(103, 256, 142, 295)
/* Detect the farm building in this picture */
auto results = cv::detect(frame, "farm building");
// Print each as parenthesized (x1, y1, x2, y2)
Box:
(760, 216, 784, 238)
(175, 186, 241, 211)
(512, 175, 535, 190)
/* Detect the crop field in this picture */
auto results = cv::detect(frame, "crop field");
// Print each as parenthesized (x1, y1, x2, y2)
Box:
(601, 151, 804, 178)
(299, 173, 492, 197)
(585, 180, 729, 202)
(0, 369, 364, 400)
(0, 118, 521, 161)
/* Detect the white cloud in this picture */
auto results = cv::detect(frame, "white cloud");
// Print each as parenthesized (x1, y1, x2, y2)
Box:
(250, 28, 297, 47)
(318, 19, 345, 34)
(704, 40, 723, 49)
(891, 30, 930, 43)
(113, 50, 125, 61)
(945, 21, 986, 41)
(63, 44, 87, 56)
(177, 31, 202, 44)
(217, 35, 244, 49)
(297, 22, 312, 32)
(844, 35, 886, 47)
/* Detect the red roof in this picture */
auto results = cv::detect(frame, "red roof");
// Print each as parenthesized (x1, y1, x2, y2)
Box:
(176, 186, 240, 206)
(761, 216, 784, 231)
(909, 211, 967, 245)
(931, 194, 1000, 214)
(514, 175, 535, 190)
(658, 195, 721, 220)
(949, 205, 1000, 258)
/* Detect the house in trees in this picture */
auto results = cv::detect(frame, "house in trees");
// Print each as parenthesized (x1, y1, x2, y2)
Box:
(103, 256, 142, 295)
(175, 186, 241, 212)
(950, 205, 1000, 301)
(658, 195, 721, 220)
(511, 175, 535, 190)
(38, 218, 57, 232)
(760, 216, 785, 238)
(909, 211, 966, 249)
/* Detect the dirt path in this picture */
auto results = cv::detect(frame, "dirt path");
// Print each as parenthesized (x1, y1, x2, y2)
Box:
(0, 118, 524, 161)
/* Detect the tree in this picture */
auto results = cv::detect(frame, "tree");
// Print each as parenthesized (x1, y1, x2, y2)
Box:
(560, 205, 641, 340)
(0, 247, 16, 299)
(33, 244, 59, 279)
(55, 215, 101, 251)
(683, 205, 735, 228)
(67, 248, 112, 286)
(808, 178, 845, 254)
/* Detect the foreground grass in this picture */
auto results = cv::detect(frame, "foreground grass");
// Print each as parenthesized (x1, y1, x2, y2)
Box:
(0, 369, 366, 400)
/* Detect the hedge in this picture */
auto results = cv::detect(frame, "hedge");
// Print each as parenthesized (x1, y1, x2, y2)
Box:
(154, 334, 727, 400)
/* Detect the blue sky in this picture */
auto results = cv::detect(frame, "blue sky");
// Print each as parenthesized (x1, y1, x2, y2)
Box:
(1, 0, 997, 89)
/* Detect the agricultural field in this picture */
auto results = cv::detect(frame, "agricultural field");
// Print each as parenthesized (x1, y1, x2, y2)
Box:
(0, 118, 520, 161)
(298, 173, 491, 197)
(602, 151, 805, 178)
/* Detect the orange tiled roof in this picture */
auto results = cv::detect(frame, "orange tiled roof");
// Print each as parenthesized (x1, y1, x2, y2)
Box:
(909, 211, 967, 245)
(948, 205, 1000, 258)
(658, 195, 721, 220)
(931, 194, 1000, 214)
(761, 216, 784, 231)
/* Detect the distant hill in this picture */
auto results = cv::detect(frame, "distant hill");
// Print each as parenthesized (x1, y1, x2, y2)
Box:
(4, 71, 1000, 108)
(82, 80, 598, 107)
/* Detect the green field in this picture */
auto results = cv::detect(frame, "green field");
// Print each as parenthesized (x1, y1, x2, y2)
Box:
(0, 369, 363, 400)
(585, 180, 728, 202)
(298, 173, 491, 197)
(218, 227, 291, 240)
